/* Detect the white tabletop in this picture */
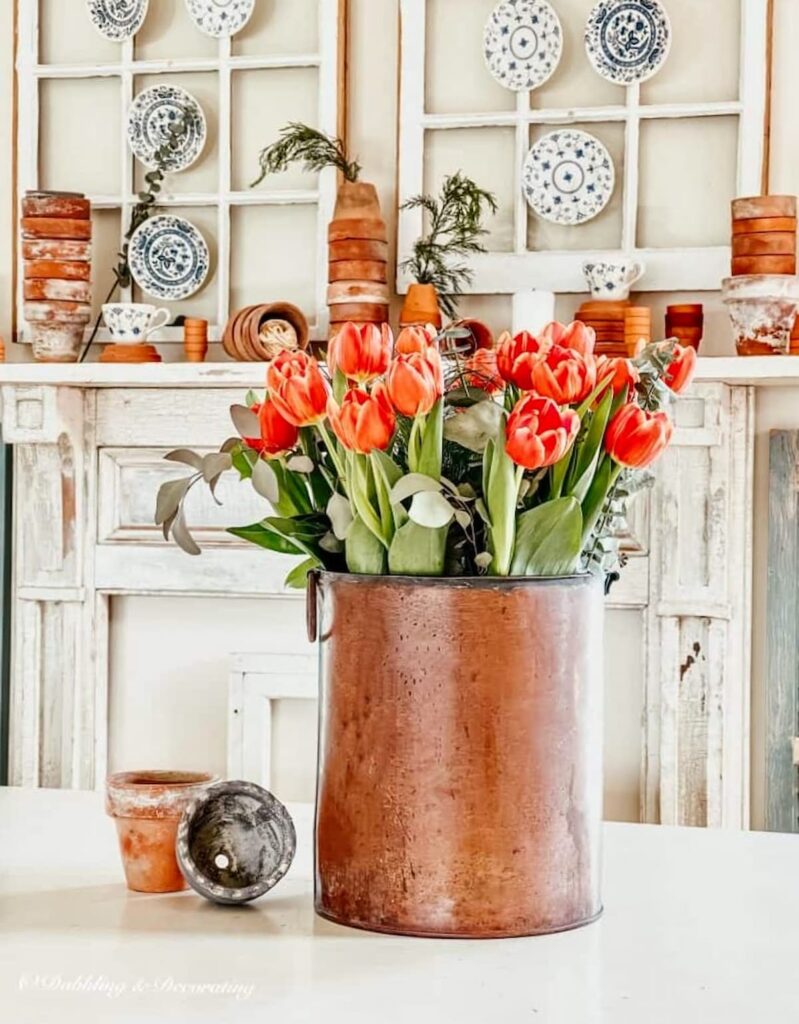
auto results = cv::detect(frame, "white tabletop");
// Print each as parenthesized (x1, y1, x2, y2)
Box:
(1, 788, 797, 1023)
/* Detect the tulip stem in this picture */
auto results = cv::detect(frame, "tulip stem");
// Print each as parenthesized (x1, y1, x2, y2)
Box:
(316, 421, 348, 496)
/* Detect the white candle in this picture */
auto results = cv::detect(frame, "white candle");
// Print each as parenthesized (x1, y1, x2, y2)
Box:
(512, 290, 556, 336)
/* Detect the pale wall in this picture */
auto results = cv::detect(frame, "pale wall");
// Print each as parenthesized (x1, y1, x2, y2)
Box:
(1, 1, 798, 824)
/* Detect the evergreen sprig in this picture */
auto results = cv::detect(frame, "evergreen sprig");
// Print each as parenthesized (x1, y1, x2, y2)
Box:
(252, 123, 361, 186)
(400, 172, 497, 320)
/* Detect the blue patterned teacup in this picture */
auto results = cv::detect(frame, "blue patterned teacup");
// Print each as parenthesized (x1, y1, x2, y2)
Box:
(582, 260, 645, 300)
(103, 303, 170, 342)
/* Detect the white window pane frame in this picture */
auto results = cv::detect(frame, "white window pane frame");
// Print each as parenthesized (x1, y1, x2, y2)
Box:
(397, 0, 769, 294)
(15, 0, 346, 345)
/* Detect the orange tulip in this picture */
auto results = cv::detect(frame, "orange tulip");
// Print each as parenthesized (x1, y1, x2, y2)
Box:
(505, 395, 580, 471)
(247, 398, 299, 458)
(597, 356, 640, 398)
(463, 347, 503, 395)
(605, 403, 674, 469)
(395, 324, 437, 355)
(531, 345, 597, 405)
(664, 343, 697, 394)
(539, 320, 596, 356)
(496, 330, 549, 390)
(328, 322, 393, 383)
(266, 350, 330, 427)
(386, 344, 444, 417)
(328, 383, 396, 454)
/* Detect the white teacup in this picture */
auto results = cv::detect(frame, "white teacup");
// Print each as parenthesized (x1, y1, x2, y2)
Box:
(103, 303, 170, 342)
(582, 260, 645, 301)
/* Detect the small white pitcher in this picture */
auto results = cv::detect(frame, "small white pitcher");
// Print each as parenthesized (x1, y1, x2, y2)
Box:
(102, 303, 170, 342)
(582, 260, 645, 301)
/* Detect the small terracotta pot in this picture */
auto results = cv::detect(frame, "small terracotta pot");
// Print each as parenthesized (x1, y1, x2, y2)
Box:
(450, 318, 494, 354)
(24, 258, 91, 281)
(29, 322, 84, 362)
(732, 232, 796, 257)
(21, 217, 92, 241)
(731, 195, 797, 220)
(732, 216, 797, 235)
(400, 283, 443, 329)
(106, 771, 218, 893)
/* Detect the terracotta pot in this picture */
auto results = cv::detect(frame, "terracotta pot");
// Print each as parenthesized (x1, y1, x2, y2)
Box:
(23, 240, 92, 262)
(731, 232, 796, 257)
(732, 216, 796, 235)
(732, 254, 797, 275)
(22, 194, 91, 219)
(329, 239, 389, 262)
(29, 322, 85, 363)
(106, 770, 217, 893)
(722, 274, 799, 355)
(329, 260, 387, 284)
(21, 217, 93, 241)
(24, 258, 91, 281)
(731, 195, 797, 220)
(24, 278, 91, 303)
(448, 318, 494, 355)
(400, 283, 443, 330)
(310, 572, 604, 938)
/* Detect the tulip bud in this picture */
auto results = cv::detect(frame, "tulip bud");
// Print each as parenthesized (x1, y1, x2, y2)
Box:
(248, 398, 300, 458)
(505, 394, 580, 471)
(463, 347, 503, 395)
(596, 356, 639, 398)
(496, 330, 548, 390)
(395, 325, 438, 355)
(539, 320, 596, 356)
(663, 343, 697, 394)
(531, 345, 597, 406)
(328, 322, 393, 383)
(605, 403, 673, 469)
(266, 350, 330, 427)
(328, 384, 396, 455)
(386, 345, 444, 417)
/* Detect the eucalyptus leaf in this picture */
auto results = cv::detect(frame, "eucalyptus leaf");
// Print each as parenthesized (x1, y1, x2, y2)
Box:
(165, 449, 204, 470)
(171, 509, 201, 556)
(408, 491, 455, 530)
(251, 459, 280, 504)
(245, 390, 261, 409)
(475, 552, 493, 570)
(202, 452, 232, 482)
(454, 508, 472, 531)
(230, 404, 261, 439)
(389, 472, 442, 505)
(319, 531, 345, 554)
(444, 400, 503, 453)
(327, 492, 354, 541)
(287, 455, 315, 474)
(510, 497, 583, 577)
(155, 476, 193, 526)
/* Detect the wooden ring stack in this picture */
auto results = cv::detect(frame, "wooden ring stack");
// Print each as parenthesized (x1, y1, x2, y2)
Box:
(328, 182, 390, 335)
(222, 303, 309, 361)
(665, 303, 703, 351)
(575, 300, 643, 357)
(731, 196, 797, 276)
(22, 191, 92, 361)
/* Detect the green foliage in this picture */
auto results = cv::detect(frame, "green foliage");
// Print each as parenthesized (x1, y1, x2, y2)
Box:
(400, 172, 497, 319)
(511, 498, 583, 576)
(252, 122, 361, 185)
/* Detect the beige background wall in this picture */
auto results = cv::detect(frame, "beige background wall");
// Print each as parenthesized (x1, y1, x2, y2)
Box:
(0, 1, 797, 824)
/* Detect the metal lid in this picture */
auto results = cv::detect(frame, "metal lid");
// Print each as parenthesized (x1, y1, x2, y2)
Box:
(176, 780, 296, 905)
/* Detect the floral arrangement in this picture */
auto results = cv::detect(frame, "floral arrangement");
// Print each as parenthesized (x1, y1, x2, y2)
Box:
(157, 322, 696, 585)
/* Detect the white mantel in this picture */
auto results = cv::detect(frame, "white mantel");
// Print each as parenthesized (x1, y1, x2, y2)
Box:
(0, 358, 772, 830)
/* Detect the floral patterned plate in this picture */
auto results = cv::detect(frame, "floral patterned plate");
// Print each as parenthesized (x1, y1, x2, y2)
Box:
(522, 129, 616, 226)
(86, 0, 149, 41)
(585, 0, 671, 85)
(127, 85, 207, 172)
(129, 215, 210, 301)
(184, 0, 255, 38)
(483, 0, 563, 92)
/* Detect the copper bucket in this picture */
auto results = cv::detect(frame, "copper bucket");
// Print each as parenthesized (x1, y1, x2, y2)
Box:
(309, 572, 604, 938)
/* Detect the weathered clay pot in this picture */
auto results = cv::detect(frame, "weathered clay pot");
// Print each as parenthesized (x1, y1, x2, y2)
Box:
(106, 771, 217, 893)
(309, 572, 604, 938)
(328, 181, 389, 334)
(400, 282, 443, 330)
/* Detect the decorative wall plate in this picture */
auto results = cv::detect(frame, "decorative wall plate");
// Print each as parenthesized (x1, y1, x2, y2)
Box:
(86, 0, 149, 41)
(127, 85, 207, 172)
(128, 215, 210, 301)
(483, 0, 563, 92)
(184, 0, 255, 38)
(585, 0, 671, 85)
(523, 129, 616, 226)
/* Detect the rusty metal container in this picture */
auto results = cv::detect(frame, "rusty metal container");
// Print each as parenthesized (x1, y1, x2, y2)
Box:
(309, 572, 604, 938)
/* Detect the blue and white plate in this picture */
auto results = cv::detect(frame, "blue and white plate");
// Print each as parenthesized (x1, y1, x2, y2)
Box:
(585, 0, 671, 85)
(86, 0, 149, 41)
(184, 0, 255, 38)
(128, 85, 207, 172)
(522, 130, 615, 226)
(129, 216, 210, 301)
(483, 0, 563, 92)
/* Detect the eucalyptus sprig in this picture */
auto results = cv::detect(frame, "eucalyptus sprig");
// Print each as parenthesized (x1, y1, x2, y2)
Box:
(80, 111, 191, 362)
(252, 123, 361, 186)
(400, 172, 498, 320)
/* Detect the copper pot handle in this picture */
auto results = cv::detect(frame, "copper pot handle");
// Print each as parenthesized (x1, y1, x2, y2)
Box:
(306, 569, 320, 643)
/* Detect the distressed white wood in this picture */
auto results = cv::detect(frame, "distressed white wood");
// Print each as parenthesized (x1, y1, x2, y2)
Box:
(15, 0, 346, 345)
(227, 652, 317, 789)
(397, 0, 769, 295)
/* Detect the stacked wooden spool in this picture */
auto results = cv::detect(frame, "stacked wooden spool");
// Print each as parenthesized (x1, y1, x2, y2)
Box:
(666, 303, 703, 350)
(730, 196, 797, 276)
(575, 300, 647, 357)
(22, 191, 92, 361)
(328, 182, 389, 335)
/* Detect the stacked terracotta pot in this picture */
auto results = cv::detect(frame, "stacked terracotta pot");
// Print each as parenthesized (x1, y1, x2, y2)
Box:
(328, 182, 389, 336)
(575, 300, 645, 357)
(223, 302, 309, 361)
(731, 196, 797, 276)
(22, 191, 92, 361)
(666, 303, 703, 350)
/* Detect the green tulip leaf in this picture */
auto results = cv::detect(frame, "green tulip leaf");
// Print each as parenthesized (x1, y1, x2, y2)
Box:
(346, 515, 388, 574)
(228, 522, 305, 555)
(418, 398, 443, 479)
(510, 497, 583, 577)
(388, 520, 448, 576)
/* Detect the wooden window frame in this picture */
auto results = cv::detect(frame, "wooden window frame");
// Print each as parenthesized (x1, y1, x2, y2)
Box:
(397, 0, 770, 295)
(14, 0, 348, 346)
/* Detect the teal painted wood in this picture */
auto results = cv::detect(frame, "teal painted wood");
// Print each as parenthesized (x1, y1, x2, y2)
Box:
(766, 431, 799, 832)
(0, 436, 10, 786)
